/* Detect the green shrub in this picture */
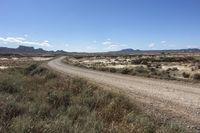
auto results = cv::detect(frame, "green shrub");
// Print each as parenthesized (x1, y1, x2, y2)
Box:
(0, 81, 19, 94)
(109, 67, 117, 73)
(193, 73, 200, 80)
(182, 72, 190, 78)
(159, 70, 172, 79)
(0, 75, 22, 94)
(99, 67, 109, 72)
(0, 102, 24, 122)
(172, 67, 178, 71)
(28, 102, 52, 119)
(80, 88, 96, 110)
(166, 68, 172, 72)
(65, 105, 103, 133)
(30, 67, 48, 76)
(101, 96, 133, 123)
(135, 66, 148, 73)
(48, 91, 70, 108)
(45, 72, 57, 79)
(9, 116, 32, 133)
(121, 68, 131, 74)
(70, 78, 88, 95)
(24, 64, 38, 74)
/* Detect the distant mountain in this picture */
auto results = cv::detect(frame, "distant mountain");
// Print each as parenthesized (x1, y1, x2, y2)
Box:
(145, 48, 200, 53)
(107, 48, 200, 55)
(0, 45, 68, 55)
(0, 45, 199, 55)
(16, 46, 48, 54)
(119, 48, 135, 53)
(55, 50, 68, 54)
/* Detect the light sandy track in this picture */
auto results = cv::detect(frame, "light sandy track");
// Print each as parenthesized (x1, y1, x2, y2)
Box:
(48, 56, 200, 128)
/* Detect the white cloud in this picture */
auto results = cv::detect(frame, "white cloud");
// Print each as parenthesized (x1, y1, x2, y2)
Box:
(148, 43, 155, 48)
(102, 41, 112, 45)
(102, 41, 127, 50)
(105, 44, 119, 49)
(102, 39, 127, 51)
(0, 37, 25, 44)
(104, 44, 126, 51)
(0, 37, 51, 47)
(161, 41, 166, 44)
(102, 38, 114, 45)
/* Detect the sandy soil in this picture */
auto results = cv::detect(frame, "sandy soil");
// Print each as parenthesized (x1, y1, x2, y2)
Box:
(48, 57, 200, 130)
(0, 58, 9, 60)
(32, 57, 53, 61)
(107, 64, 147, 68)
(0, 66, 8, 69)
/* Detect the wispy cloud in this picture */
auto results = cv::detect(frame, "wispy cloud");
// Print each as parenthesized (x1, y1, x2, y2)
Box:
(0, 36, 51, 47)
(148, 43, 155, 48)
(161, 41, 166, 44)
(102, 39, 127, 50)
(102, 41, 112, 45)
(105, 44, 119, 49)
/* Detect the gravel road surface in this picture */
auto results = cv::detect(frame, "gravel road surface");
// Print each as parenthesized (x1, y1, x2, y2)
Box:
(48, 56, 200, 128)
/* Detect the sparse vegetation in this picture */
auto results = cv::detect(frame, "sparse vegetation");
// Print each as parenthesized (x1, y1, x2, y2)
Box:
(64, 53, 200, 82)
(109, 67, 117, 73)
(121, 67, 132, 74)
(0, 56, 53, 70)
(193, 73, 200, 80)
(182, 72, 190, 78)
(0, 64, 188, 132)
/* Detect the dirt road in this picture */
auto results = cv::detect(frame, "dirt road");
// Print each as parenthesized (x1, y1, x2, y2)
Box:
(48, 57, 200, 128)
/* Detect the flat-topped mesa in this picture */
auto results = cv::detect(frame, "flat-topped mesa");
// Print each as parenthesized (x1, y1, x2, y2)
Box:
(17, 45, 35, 51)
(0, 45, 68, 55)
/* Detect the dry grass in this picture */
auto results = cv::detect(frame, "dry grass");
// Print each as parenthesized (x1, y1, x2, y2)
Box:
(0, 56, 53, 70)
(0, 64, 188, 133)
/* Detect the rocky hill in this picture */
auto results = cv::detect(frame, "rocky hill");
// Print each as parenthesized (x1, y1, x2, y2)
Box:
(0, 45, 67, 55)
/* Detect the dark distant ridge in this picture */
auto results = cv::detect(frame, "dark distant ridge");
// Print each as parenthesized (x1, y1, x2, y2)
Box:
(119, 48, 135, 53)
(16, 45, 48, 54)
(0, 45, 68, 55)
(0, 45, 199, 55)
(0, 45, 48, 55)
(117, 48, 141, 53)
(108, 48, 200, 54)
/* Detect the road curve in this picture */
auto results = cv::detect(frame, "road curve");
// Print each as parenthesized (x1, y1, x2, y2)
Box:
(48, 56, 200, 126)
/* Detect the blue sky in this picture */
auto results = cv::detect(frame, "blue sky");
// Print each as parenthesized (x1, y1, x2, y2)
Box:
(0, 0, 200, 52)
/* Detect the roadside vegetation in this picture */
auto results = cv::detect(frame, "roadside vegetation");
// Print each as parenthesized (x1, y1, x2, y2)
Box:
(64, 53, 200, 81)
(0, 55, 53, 69)
(0, 64, 190, 132)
